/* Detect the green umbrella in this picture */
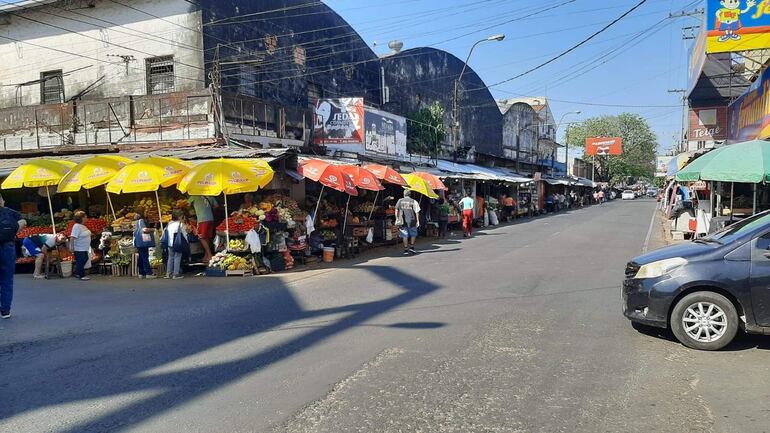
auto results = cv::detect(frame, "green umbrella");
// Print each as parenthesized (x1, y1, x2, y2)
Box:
(676, 140, 770, 183)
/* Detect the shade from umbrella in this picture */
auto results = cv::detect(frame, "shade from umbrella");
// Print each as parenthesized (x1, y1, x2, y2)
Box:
(412, 171, 447, 190)
(106, 157, 191, 194)
(177, 158, 273, 196)
(299, 159, 358, 196)
(402, 173, 439, 199)
(1, 159, 76, 189)
(676, 140, 770, 183)
(362, 164, 407, 186)
(341, 166, 384, 191)
(58, 155, 133, 192)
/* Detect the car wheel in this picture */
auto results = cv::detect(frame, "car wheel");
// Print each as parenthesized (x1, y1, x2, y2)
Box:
(670, 292, 738, 351)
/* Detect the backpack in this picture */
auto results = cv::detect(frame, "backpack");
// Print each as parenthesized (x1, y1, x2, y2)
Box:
(0, 208, 19, 243)
(172, 229, 190, 254)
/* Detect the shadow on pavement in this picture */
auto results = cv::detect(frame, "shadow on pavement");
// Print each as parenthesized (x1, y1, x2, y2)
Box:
(0, 265, 441, 433)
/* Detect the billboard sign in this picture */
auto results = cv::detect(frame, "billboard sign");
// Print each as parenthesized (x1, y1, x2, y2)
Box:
(688, 106, 727, 142)
(706, 0, 770, 53)
(585, 137, 623, 156)
(313, 98, 365, 148)
(728, 66, 770, 142)
(364, 107, 407, 157)
(687, 19, 708, 94)
(656, 156, 674, 177)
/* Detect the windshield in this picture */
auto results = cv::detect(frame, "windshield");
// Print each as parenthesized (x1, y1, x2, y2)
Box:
(623, 190, 633, 193)
(706, 210, 770, 244)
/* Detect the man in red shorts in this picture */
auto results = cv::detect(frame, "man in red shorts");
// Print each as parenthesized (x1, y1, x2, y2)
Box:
(189, 195, 218, 263)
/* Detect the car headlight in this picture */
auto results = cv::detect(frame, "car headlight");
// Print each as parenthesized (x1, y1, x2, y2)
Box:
(635, 257, 688, 279)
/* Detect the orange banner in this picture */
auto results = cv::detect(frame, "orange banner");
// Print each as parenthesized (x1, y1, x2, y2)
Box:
(585, 137, 622, 156)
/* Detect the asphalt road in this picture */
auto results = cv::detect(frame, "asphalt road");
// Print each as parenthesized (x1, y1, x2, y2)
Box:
(2, 199, 769, 433)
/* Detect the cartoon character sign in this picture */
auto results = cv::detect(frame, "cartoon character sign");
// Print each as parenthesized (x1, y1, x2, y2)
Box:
(715, 0, 756, 42)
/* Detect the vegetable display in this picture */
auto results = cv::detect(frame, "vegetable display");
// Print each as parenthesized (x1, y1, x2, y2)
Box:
(208, 252, 251, 271)
(216, 215, 258, 235)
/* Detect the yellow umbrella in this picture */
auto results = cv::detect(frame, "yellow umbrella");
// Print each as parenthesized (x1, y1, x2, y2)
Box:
(1, 159, 76, 234)
(106, 157, 192, 229)
(402, 173, 439, 199)
(177, 158, 274, 246)
(58, 155, 133, 220)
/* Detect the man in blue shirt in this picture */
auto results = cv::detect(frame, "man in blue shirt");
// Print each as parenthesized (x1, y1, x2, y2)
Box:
(0, 193, 26, 319)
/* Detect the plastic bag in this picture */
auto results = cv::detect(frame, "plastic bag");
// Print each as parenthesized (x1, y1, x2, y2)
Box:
(366, 227, 374, 243)
(85, 247, 93, 269)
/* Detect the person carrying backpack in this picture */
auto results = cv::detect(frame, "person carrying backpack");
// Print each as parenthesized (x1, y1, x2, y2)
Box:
(0, 193, 27, 319)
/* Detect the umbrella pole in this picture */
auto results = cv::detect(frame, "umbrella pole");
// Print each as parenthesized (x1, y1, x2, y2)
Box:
(106, 190, 117, 221)
(154, 190, 164, 232)
(730, 182, 734, 222)
(46, 186, 56, 235)
(224, 194, 230, 249)
(312, 185, 325, 226)
(368, 190, 380, 222)
(342, 194, 351, 236)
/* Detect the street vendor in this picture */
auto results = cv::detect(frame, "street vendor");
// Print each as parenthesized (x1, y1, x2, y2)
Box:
(23, 232, 67, 279)
(239, 193, 255, 211)
(188, 195, 218, 263)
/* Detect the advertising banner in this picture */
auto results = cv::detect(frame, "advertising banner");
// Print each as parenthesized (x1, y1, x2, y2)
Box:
(364, 107, 407, 157)
(656, 156, 674, 177)
(728, 66, 770, 142)
(706, 0, 770, 53)
(313, 98, 365, 147)
(585, 137, 623, 156)
(687, 20, 708, 95)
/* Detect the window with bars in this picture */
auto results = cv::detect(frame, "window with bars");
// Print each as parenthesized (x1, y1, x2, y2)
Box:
(146, 56, 174, 95)
(40, 70, 64, 104)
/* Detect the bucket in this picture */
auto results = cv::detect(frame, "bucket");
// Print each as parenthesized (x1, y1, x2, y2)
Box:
(322, 247, 335, 263)
(60, 260, 73, 278)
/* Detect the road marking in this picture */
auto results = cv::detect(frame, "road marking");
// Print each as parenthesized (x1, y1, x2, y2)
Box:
(549, 231, 561, 237)
(642, 207, 657, 253)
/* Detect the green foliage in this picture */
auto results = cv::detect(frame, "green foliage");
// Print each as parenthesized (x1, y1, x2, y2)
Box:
(407, 101, 447, 156)
(566, 113, 657, 184)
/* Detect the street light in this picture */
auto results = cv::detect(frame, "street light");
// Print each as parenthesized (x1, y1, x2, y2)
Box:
(452, 34, 505, 161)
(558, 110, 581, 177)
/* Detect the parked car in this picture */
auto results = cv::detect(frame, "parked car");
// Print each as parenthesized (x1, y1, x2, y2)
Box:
(623, 210, 770, 350)
(621, 190, 635, 200)
(647, 187, 658, 198)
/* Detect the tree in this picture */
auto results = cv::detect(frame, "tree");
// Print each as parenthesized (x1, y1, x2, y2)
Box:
(407, 101, 447, 157)
(566, 113, 657, 184)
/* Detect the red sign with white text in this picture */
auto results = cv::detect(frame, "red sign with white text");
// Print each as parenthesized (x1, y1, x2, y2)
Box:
(585, 137, 622, 156)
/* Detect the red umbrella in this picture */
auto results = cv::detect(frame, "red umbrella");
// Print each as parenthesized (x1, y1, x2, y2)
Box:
(341, 166, 384, 191)
(413, 171, 447, 190)
(362, 164, 407, 186)
(300, 159, 358, 195)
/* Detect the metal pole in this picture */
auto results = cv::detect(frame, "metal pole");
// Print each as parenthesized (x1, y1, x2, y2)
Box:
(46, 186, 56, 235)
(753, 183, 757, 215)
(730, 182, 734, 221)
(312, 185, 325, 227)
(154, 190, 164, 232)
(224, 194, 230, 248)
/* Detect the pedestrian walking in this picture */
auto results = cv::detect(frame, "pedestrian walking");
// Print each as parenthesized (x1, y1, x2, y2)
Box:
(22, 232, 66, 279)
(395, 190, 420, 255)
(69, 211, 92, 281)
(459, 191, 475, 237)
(164, 210, 189, 279)
(598, 190, 605, 205)
(593, 191, 599, 204)
(133, 211, 157, 279)
(0, 193, 26, 319)
(437, 198, 450, 237)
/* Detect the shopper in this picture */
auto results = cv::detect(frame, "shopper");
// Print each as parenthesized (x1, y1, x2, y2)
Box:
(23, 232, 67, 279)
(437, 198, 450, 238)
(395, 189, 420, 255)
(189, 195, 218, 263)
(0, 193, 26, 319)
(133, 212, 157, 279)
(459, 191, 475, 238)
(69, 210, 92, 281)
(503, 194, 516, 221)
(165, 210, 188, 280)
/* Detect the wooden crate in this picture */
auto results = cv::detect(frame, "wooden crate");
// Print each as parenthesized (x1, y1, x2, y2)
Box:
(111, 264, 131, 277)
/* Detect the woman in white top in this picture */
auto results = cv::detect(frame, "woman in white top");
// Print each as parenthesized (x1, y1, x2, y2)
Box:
(165, 210, 188, 280)
(69, 211, 92, 281)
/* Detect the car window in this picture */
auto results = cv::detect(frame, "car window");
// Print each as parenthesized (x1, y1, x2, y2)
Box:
(708, 210, 770, 244)
(757, 232, 770, 250)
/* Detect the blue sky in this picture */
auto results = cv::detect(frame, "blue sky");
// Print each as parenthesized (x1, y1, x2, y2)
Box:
(326, 0, 704, 153)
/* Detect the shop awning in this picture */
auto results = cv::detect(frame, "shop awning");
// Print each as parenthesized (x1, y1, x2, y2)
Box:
(676, 139, 770, 183)
(434, 160, 531, 183)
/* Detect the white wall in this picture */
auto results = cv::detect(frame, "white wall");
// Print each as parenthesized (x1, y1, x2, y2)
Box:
(0, 0, 205, 108)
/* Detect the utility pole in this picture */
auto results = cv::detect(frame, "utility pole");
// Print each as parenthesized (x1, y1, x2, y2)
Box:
(668, 89, 687, 153)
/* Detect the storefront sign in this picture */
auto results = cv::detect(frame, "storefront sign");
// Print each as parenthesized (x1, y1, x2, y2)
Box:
(691, 180, 708, 191)
(585, 137, 622, 155)
(688, 106, 727, 142)
(313, 98, 365, 149)
(364, 107, 407, 157)
(706, 0, 770, 53)
(728, 66, 770, 142)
